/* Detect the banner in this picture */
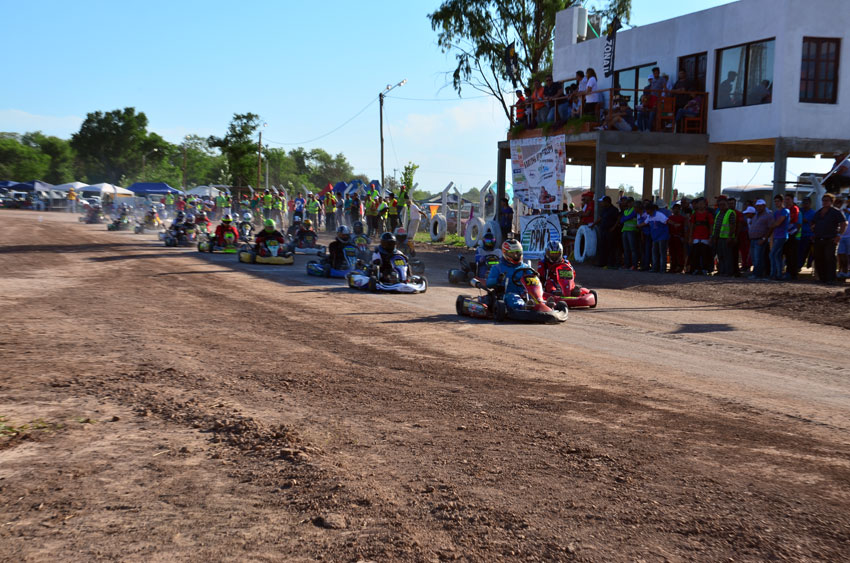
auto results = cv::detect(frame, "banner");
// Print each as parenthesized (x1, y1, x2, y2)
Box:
(602, 16, 622, 78)
(509, 135, 565, 212)
(519, 214, 561, 260)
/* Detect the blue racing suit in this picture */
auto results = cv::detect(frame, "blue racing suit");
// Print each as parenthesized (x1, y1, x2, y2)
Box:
(486, 257, 531, 310)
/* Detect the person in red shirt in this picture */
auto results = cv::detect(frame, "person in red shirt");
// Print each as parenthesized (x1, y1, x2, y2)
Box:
(667, 203, 688, 273)
(579, 191, 595, 226)
(689, 197, 714, 274)
(176, 197, 186, 212)
(214, 214, 239, 247)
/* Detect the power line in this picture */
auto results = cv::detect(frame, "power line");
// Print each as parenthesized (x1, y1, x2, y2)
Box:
(264, 97, 377, 146)
(384, 94, 491, 102)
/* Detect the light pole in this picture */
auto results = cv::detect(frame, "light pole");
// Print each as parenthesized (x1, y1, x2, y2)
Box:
(181, 135, 190, 190)
(142, 148, 158, 181)
(257, 122, 267, 192)
(379, 79, 406, 191)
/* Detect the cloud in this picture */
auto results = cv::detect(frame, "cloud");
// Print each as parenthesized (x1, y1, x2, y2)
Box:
(0, 109, 83, 138)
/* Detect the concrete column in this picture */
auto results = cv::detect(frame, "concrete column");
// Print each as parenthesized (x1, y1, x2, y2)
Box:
(496, 145, 507, 206)
(662, 166, 673, 204)
(773, 137, 788, 199)
(703, 146, 722, 201)
(642, 166, 653, 201)
(594, 143, 607, 220)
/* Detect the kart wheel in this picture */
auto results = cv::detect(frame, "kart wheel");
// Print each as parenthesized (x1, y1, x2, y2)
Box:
(589, 289, 598, 309)
(456, 295, 470, 316)
(555, 301, 569, 314)
(448, 269, 465, 284)
(367, 277, 377, 292)
(494, 300, 507, 322)
(323, 264, 331, 278)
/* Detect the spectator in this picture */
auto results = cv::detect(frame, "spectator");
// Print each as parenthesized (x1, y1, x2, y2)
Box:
(646, 203, 670, 273)
(667, 203, 688, 273)
(575, 70, 587, 115)
(675, 94, 703, 129)
(386, 192, 400, 232)
(324, 191, 337, 232)
(717, 71, 738, 108)
(349, 193, 363, 226)
(499, 197, 514, 241)
(748, 80, 772, 105)
(810, 193, 846, 283)
(294, 192, 306, 217)
(823, 152, 850, 193)
(539, 75, 559, 124)
(671, 70, 694, 110)
(636, 201, 653, 271)
(515, 89, 528, 126)
(406, 198, 427, 236)
(593, 196, 619, 269)
(798, 196, 815, 271)
(579, 191, 594, 226)
(711, 196, 737, 276)
(636, 94, 652, 131)
(619, 197, 639, 270)
(608, 101, 634, 131)
(649, 67, 666, 97)
(783, 193, 802, 280)
(768, 195, 790, 280)
(584, 68, 601, 118)
(838, 202, 850, 279)
(689, 197, 714, 274)
(531, 79, 546, 126)
(287, 196, 296, 226)
(306, 193, 320, 227)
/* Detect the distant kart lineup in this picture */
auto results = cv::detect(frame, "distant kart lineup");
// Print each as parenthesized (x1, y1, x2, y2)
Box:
(88, 206, 600, 322)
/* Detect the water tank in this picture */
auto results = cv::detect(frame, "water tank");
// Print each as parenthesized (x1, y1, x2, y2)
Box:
(576, 8, 588, 41)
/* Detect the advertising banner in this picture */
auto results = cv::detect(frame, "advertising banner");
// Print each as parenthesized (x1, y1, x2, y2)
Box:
(518, 214, 562, 260)
(509, 135, 565, 211)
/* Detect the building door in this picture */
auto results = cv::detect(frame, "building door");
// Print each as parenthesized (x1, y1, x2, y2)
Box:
(679, 52, 707, 91)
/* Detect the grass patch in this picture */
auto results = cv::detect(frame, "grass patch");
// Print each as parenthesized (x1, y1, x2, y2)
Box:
(0, 415, 63, 438)
(414, 232, 468, 248)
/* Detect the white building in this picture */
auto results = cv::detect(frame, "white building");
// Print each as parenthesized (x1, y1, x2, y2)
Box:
(492, 0, 849, 206)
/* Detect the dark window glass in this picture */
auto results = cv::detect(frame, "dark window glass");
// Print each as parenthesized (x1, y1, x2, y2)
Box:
(800, 37, 840, 104)
(714, 39, 775, 109)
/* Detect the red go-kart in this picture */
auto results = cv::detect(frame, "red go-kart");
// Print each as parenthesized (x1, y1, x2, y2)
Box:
(538, 261, 598, 309)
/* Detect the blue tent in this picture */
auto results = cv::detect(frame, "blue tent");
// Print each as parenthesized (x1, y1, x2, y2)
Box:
(332, 181, 348, 194)
(7, 180, 54, 192)
(126, 182, 181, 195)
(0, 180, 18, 189)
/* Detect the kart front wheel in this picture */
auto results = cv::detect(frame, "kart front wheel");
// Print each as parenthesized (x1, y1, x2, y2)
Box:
(494, 300, 507, 322)
(456, 295, 469, 316)
(590, 290, 598, 309)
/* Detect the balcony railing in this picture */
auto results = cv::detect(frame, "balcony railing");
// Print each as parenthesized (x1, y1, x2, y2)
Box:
(511, 87, 708, 135)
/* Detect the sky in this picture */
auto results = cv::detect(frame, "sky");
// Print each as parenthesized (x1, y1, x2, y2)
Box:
(0, 0, 826, 195)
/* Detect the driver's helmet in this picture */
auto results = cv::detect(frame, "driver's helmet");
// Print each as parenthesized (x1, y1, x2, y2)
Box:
(175, 211, 185, 222)
(380, 232, 397, 253)
(146, 209, 156, 218)
(393, 227, 408, 245)
(185, 213, 196, 225)
(302, 219, 313, 230)
(352, 221, 364, 235)
(501, 239, 523, 265)
(336, 224, 351, 243)
(481, 232, 497, 252)
(221, 214, 233, 224)
(545, 240, 563, 263)
(264, 218, 276, 232)
(242, 211, 253, 223)
(196, 211, 207, 222)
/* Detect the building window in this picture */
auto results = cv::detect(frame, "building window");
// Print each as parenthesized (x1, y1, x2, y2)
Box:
(614, 62, 656, 110)
(714, 39, 775, 109)
(800, 37, 840, 104)
(678, 52, 707, 91)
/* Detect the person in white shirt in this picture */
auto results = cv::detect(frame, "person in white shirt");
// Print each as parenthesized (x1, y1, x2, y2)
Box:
(584, 68, 601, 118)
(406, 198, 427, 236)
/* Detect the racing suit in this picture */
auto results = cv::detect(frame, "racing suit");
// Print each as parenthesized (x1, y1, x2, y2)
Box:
(214, 223, 240, 247)
(372, 247, 406, 282)
(289, 228, 317, 251)
(326, 239, 349, 270)
(472, 249, 501, 279)
(486, 258, 531, 310)
(237, 221, 253, 241)
(254, 229, 286, 255)
(536, 258, 580, 297)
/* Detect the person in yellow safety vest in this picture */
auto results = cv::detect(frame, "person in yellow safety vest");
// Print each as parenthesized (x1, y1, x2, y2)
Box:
(376, 196, 388, 235)
(66, 187, 77, 213)
(387, 192, 400, 232)
(365, 196, 379, 236)
(273, 195, 284, 226)
(306, 194, 320, 229)
(262, 190, 273, 220)
(711, 196, 737, 277)
(165, 192, 175, 214)
(324, 192, 337, 232)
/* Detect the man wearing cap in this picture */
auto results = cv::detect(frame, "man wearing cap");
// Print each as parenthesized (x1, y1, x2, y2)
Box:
(747, 199, 772, 279)
(711, 196, 737, 276)
(618, 197, 639, 269)
(823, 152, 850, 193)
(810, 193, 846, 283)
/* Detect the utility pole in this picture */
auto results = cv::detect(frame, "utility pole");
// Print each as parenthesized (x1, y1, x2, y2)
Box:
(182, 145, 187, 190)
(265, 151, 269, 191)
(257, 130, 263, 193)
(379, 79, 406, 191)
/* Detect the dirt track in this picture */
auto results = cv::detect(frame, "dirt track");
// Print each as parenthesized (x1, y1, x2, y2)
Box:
(1, 210, 849, 562)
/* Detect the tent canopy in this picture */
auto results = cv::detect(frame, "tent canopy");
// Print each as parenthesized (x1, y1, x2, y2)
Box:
(53, 181, 89, 192)
(186, 185, 228, 198)
(7, 180, 54, 192)
(80, 183, 134, 198)
(0, 180, 19, 189)
(126, 182, 181, 195)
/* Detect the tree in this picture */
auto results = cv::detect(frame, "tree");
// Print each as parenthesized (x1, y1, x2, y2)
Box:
(400, 162, 419, 191)
(428, 0, 631, 121)
(71, 107, 165, 184)
(22, 132, 75, 184)
(208, 113, 261, 188)
(0, 137, 49, 181)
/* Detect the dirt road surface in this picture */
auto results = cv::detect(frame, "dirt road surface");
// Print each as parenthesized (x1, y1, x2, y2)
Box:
(1, 210, 848, 562)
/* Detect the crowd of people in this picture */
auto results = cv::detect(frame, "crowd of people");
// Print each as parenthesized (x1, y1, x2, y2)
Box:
(514, 66, 705, 134)
(580, 190, 850, 284)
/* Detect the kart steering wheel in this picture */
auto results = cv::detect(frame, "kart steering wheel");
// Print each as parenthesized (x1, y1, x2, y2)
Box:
(510, 266, 537, 286)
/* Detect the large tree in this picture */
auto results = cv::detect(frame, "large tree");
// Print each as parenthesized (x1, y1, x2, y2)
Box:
(428, 0, 631, 121)
(208, 113, 261, 189)
(0, 136, 49, 181)
(70, 107, 166, 184)
(21, 132, 76, 184)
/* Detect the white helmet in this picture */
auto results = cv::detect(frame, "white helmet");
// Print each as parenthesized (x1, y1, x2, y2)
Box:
(242, 212, 253, 223)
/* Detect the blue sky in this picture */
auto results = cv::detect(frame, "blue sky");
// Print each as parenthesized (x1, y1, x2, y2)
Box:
(1, 0, 821, 194)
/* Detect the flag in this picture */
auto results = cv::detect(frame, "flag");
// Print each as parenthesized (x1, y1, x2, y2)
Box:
(505, 42, 519, 88)
(602, 16, 622, 79)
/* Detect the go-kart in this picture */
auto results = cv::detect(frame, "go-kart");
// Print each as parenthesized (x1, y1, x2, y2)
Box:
(238, 239, 294, 265)
(134, 215, 165, 234)
(448, 254, 500, 285)
(346, 253, 428, 293)
(306, 244, 359, 278)
(81, 206, 105, 224)
(198, 231, 238, 254)
(351, 233, 372, 262)
(237, 221, 254, 243)
(107, 215, 133, 231)
(288, 231, 325, 256)
(162, 225, 198, 247)
(456, 266, 568, 323)
(540, 262, 598, 309)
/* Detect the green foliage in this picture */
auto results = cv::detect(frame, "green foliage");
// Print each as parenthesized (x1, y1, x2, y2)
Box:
(400, 162, 419, 190)
(463, 187, 481, 201)
(0, 137, 50, 180)
(413, 231, 467, 247)
(208, 113, 261, 188)
(21, 132, 76, 184)
(428, 0, 631, 122)
(411, 189, 434, 201)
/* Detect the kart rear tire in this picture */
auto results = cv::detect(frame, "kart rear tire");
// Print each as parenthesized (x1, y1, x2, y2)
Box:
(494, 300, 507, 322)
(456, 295, 470, 316)
(367, 277, 377, 292)
(448, 269, 465, 284)
(555, 301, 569, 319)
(589, 289, 598, 309)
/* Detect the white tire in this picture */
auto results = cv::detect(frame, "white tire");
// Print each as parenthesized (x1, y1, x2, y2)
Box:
(430, 214, 447, 242)
(574, 225, 597, 263)
(464, 217, 485, 248)
(483, 219, 502, 248)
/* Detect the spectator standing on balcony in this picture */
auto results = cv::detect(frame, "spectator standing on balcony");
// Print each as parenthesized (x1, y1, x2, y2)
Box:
(499, 198, 514, 241)
(690, 197, 714, 274)
(539, 75, 557, 123)
(810, 194, 845, 283)
(584, 68, 601, 119)
(747, 199, 772, 279)
(531, 79, 546, 126)
(823, 152, 850, 193)
(575, 70, 587, 114)
(799, 197, 815, 270)
(671, 70, 694, 110)
(768, 195, 790, 280)
(783, 193, 802, 280)
(514, 89, 528, 126)
(636, 94, 652, 131)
